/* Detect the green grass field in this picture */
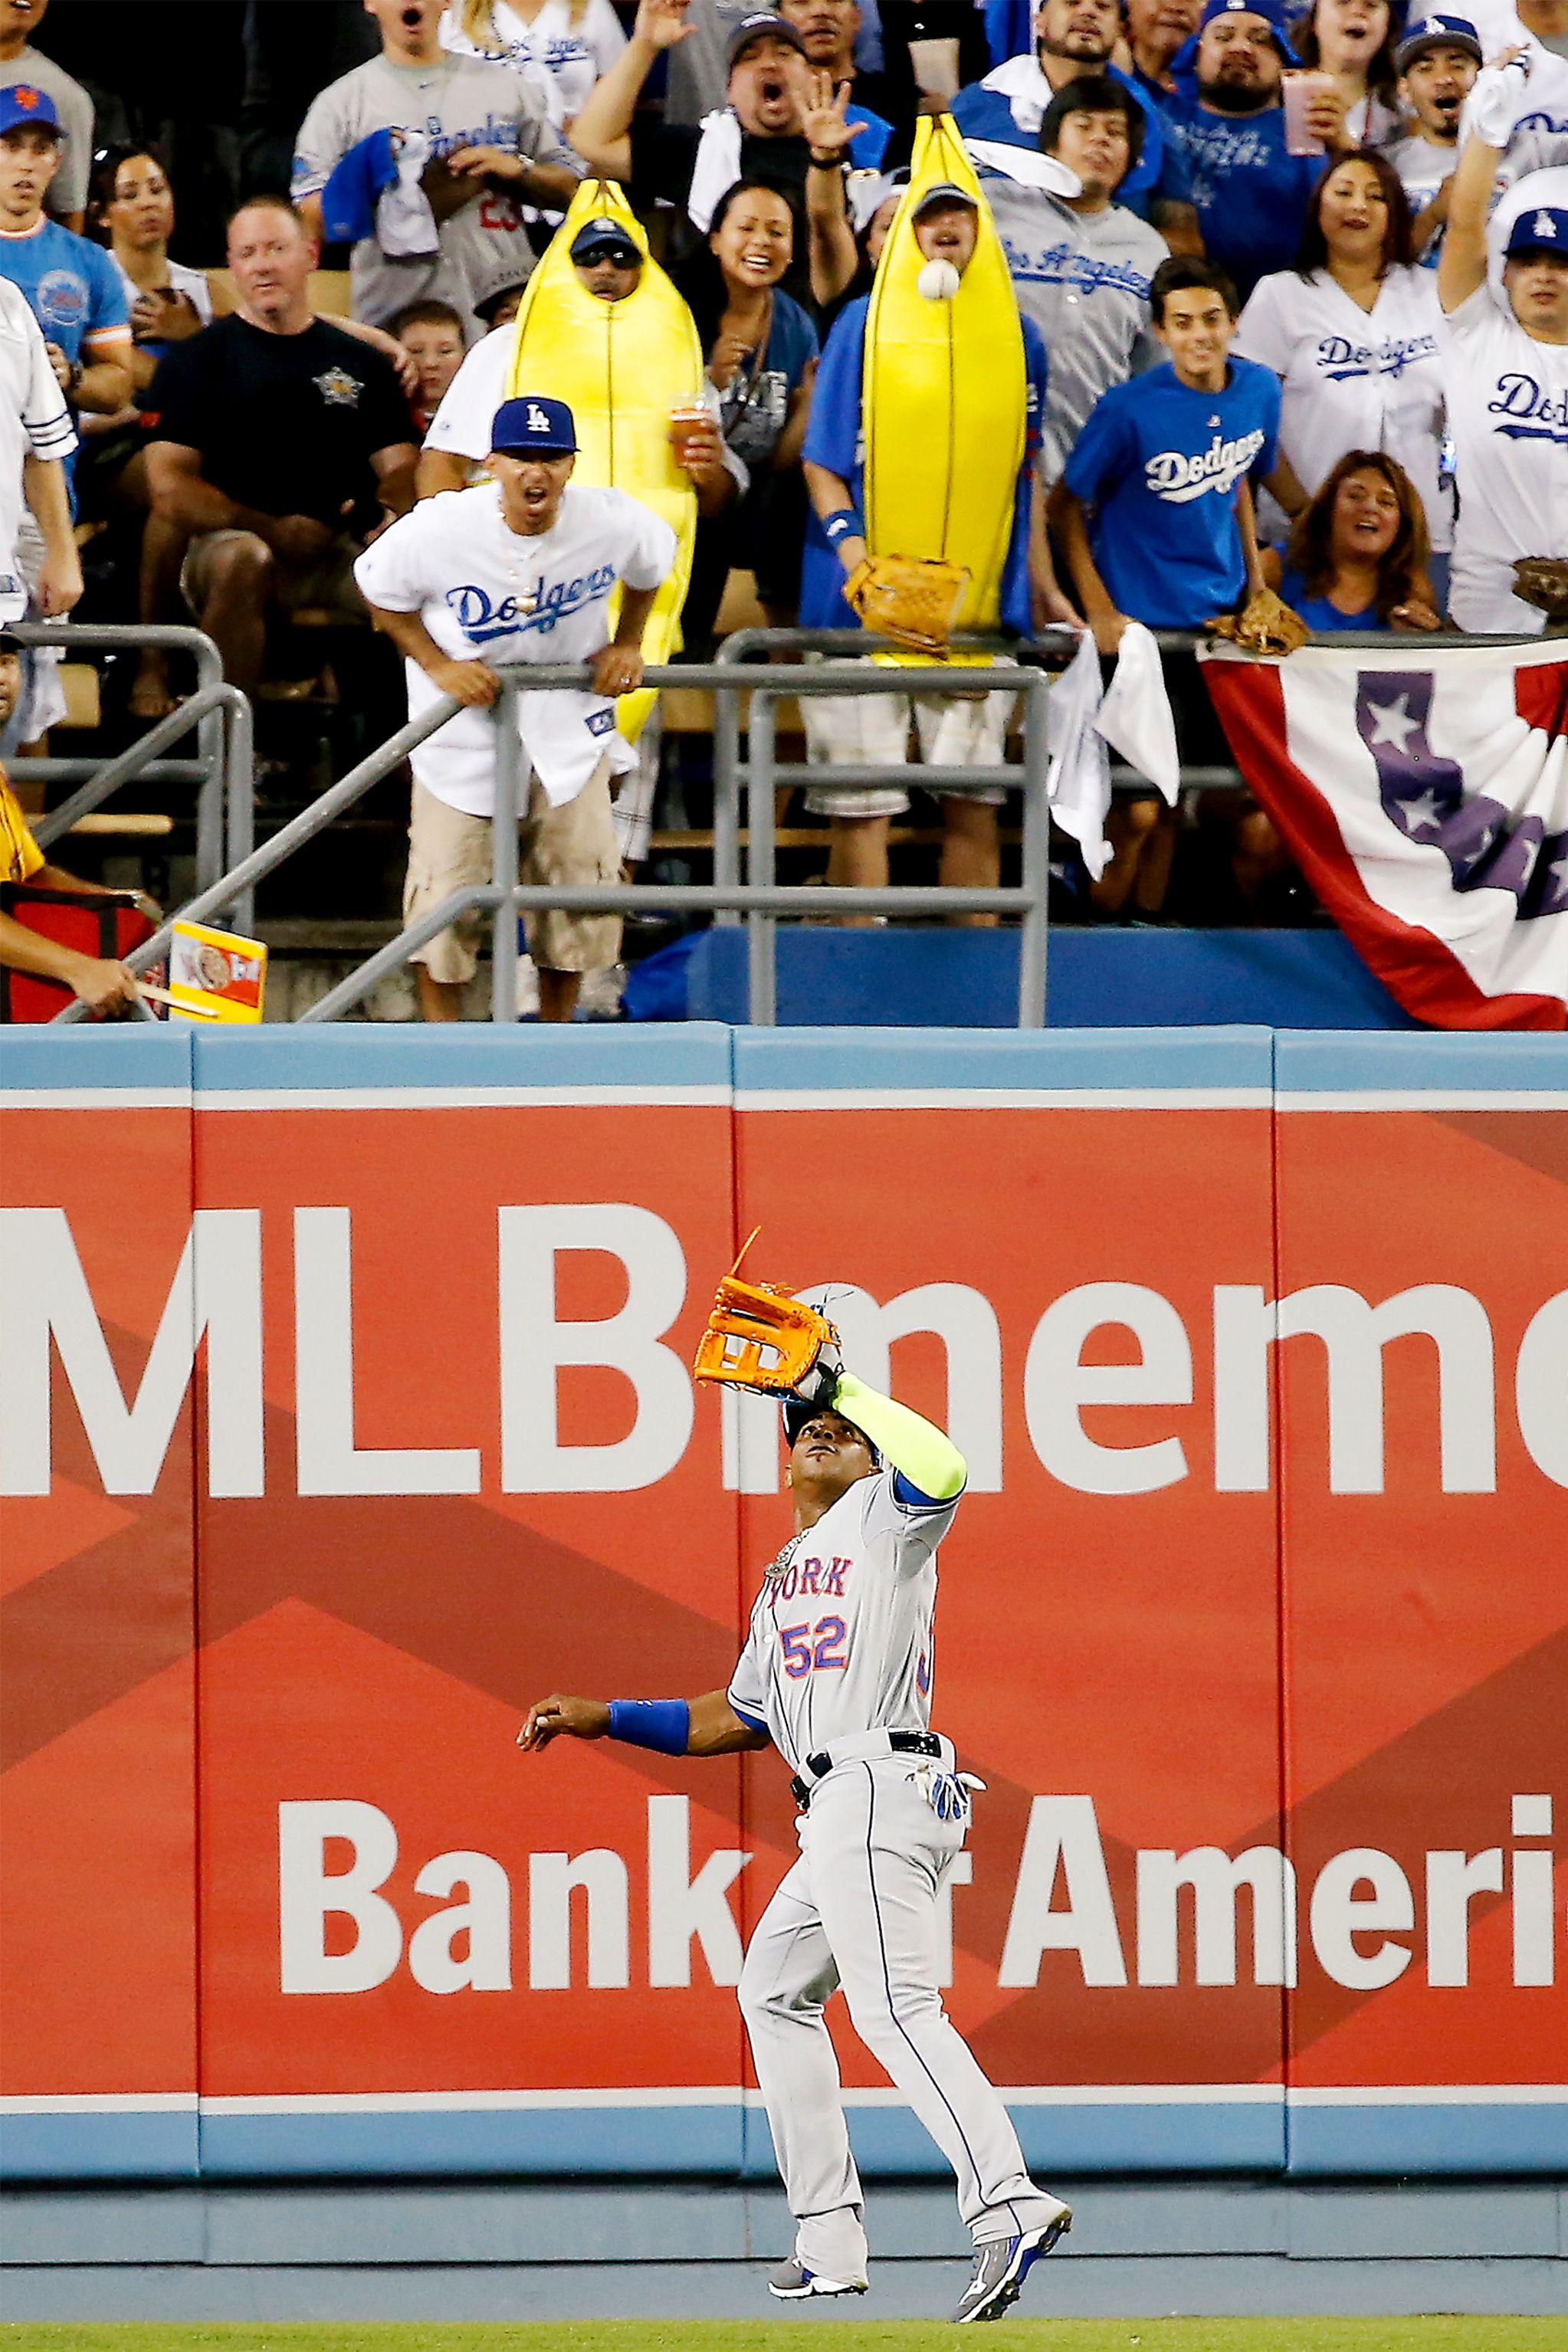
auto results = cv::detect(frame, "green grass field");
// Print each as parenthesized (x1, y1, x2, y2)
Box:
(4, 2324, 1566, 2351)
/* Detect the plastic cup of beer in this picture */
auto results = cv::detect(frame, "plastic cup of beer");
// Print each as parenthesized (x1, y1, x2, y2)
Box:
(668, 403, 712, 464)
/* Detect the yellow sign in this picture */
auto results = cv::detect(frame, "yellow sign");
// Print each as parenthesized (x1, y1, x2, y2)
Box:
(168, 920, 267, 1024)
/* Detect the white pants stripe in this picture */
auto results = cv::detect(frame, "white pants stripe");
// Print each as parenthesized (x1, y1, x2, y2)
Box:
(739, 1757, 1061, 2279)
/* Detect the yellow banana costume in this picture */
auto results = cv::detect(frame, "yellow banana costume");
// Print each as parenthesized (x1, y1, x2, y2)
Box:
(861, 116, 1028, 655)
(504, 182, 704, 740)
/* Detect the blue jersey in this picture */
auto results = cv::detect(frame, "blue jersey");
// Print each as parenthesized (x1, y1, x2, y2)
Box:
(1278, 565, 1374, 633)
(1150, 94, 1326, 297)
(1062, 357, 1280, 628)
(0, 217, 130, 372)
(799, 294, 1048, 635)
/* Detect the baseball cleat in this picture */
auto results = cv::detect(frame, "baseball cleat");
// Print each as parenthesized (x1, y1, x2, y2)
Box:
(767, 2256, 868, 2299)
(950, 2205, 1072, 2323)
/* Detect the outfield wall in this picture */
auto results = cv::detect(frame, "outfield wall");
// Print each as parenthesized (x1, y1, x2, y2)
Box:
(2, 1023, 1564, 2187)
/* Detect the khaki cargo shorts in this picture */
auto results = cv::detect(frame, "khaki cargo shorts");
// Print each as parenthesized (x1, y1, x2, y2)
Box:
(801, 653, 1019, 819)
(180, 529, 366, 620)
(405, 760, 622, 986)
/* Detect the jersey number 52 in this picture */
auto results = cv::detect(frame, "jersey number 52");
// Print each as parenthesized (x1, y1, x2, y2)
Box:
(779, 1616, 848, 1678)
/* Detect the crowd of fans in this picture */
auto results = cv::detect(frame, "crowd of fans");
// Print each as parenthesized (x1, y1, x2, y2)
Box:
(0, 0, 1565, 1017)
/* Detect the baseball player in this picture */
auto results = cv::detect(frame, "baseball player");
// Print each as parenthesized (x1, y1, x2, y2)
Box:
(520, 1345, 1073, 2324)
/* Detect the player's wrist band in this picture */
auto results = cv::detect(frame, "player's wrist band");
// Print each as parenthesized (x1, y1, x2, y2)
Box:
(606, 1698, 690, 1754)
(822, 508, 859, 547)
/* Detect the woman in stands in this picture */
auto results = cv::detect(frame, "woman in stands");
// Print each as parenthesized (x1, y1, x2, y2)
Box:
(1235, 152, 1451, 606)
(440, 0, 626, 128)
(676, 179, 819, 649)
(82, 146, 213, 718)
(1264, 448, 1440, 632)
(1291, 0, 1401, 148)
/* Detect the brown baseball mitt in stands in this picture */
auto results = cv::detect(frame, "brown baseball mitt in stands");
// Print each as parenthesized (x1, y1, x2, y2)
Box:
(691, 1230, 840, 1396)
(1512, 559, 1568, 620)
(1208, 589, 1311, 657)
(843, 554, 971, 657)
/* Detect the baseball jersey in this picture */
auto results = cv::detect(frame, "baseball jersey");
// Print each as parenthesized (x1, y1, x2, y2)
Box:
(985, 179, 1166, 484)
(726, 1468, 960, 1775)
(1235, 264, 1449, 549)
(1438, 284, 1568, 634)
(798, 292, 1048, 633)
(292, 52, 582, 330)
(0, 275, 74, 619)
(0, 51, 93, 218)
(1152, 94, 1327, 298)
(439, 0, 627, 125)
(1062, 356, 1281, 628)
(1384, 135, 1459, 269)
(353, 478, 676, 809)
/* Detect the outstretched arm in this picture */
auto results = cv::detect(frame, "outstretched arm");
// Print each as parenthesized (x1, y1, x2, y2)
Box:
(808, 1366, 967, 1501)
(518, 1687, 770, 1755)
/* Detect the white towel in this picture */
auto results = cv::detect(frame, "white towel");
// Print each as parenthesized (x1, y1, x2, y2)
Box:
(979, 53, 1053, 133)
(378, 129, 438, 258)
(1045, 628, 1113, 879)
(965, 141, 1081, 197)
(688, 110, 744, 231)
(1097, 620, 1179, 806)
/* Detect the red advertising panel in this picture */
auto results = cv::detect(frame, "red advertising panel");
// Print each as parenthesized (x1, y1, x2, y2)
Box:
(1274, 1037, 1568, 2172)
(0, 1029, 198, 2177)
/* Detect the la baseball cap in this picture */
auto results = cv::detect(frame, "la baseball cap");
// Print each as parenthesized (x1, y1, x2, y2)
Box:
(1394, 11, 1482, 69)
(1195, 0, 1294, 57)
(570, 218, 643, 268)
(1506, 205, 1568, 258)
(727, 11, 806, 67)
(0, 82, 61, 137)
(913, 180, 979, 213)
(491, 394, 578, 458)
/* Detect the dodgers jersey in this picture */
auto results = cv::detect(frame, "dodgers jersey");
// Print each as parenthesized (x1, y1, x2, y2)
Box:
(1062, 356, 1280, 629)
(1234, 264, 1448, 549)
(1439, 285, 1568, 635)
(726, 1469, 960, 1776)
(353, 478, 675, 809)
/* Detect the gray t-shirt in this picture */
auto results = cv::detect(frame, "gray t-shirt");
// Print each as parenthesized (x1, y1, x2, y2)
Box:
(293, 52, 582, 330)
(984, 179, 1167, 484)
(0, 49, 93, 218)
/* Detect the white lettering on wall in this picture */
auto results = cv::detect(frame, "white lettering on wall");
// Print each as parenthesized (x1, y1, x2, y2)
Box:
(528, 1847, 631, 1989)
(1136, 1845, 1297, 1987)
(294, 1207, 481, 1495)
(1025, 1283, 1192, 1494)
(646, 1794, 750, 1987)
(408, 1851, 513, 1993)
(279, 1799, 403, 1994)
(1310, 1847, 1415, 1990)
(498, 1204, 691, 1493)
(999, 1795, 1129, 1986)
(1515, 1292, 1568, 1488)
(0, 1206, 264, 1497)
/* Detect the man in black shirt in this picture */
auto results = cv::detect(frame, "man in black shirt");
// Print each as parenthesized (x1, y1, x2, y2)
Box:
(569, 2, 858, 307)
(143, 195, 418, 695)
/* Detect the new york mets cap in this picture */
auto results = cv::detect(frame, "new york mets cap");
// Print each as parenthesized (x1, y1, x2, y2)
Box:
(1196, 0, 1294, 57)
(727, 11, 806, 66)
(1506, 205, 1568, 257)
(0, 83, 61, 137)
(1394, 13, 1482, 69)
(490, 394, 577, 457)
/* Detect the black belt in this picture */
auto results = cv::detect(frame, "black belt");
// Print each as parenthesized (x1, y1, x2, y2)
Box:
(789, 1730, 943, 1809)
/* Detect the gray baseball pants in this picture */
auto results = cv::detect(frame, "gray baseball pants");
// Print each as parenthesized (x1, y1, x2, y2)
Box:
(738, 1754, 1065, 2282)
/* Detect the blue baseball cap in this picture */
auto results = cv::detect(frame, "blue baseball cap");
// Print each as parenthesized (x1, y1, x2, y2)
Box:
(490, 394, 578, 458)
(1507, 205, 1568, 258)
(0, 82, 61, 137)
(1395, 12, 1482, 68)
(1195, 0, 1294, 57)
(570, 218, 643, 267)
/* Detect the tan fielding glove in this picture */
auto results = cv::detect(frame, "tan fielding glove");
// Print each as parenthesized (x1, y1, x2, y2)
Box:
(1512, 559, 1568, 621)
(844, 553, 971, 657)
(1209, 589, 1311, 657)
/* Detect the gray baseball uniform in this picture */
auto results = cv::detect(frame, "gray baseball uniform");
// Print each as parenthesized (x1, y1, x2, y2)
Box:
(292, 52, 582, 330)
(727, 1462, 1067, 2286)
(984, 177, 1166, 485)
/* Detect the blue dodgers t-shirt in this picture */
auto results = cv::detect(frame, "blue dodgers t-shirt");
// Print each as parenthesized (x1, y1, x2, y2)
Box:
(0, 216, 130, 371)
(1062, 356, 1281, 627)
(799, 294, 1048, 633)
(1151, 95, 1326, 297)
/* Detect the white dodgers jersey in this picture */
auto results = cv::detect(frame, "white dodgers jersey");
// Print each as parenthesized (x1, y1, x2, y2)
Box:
(726, 1470, 961, 1775)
